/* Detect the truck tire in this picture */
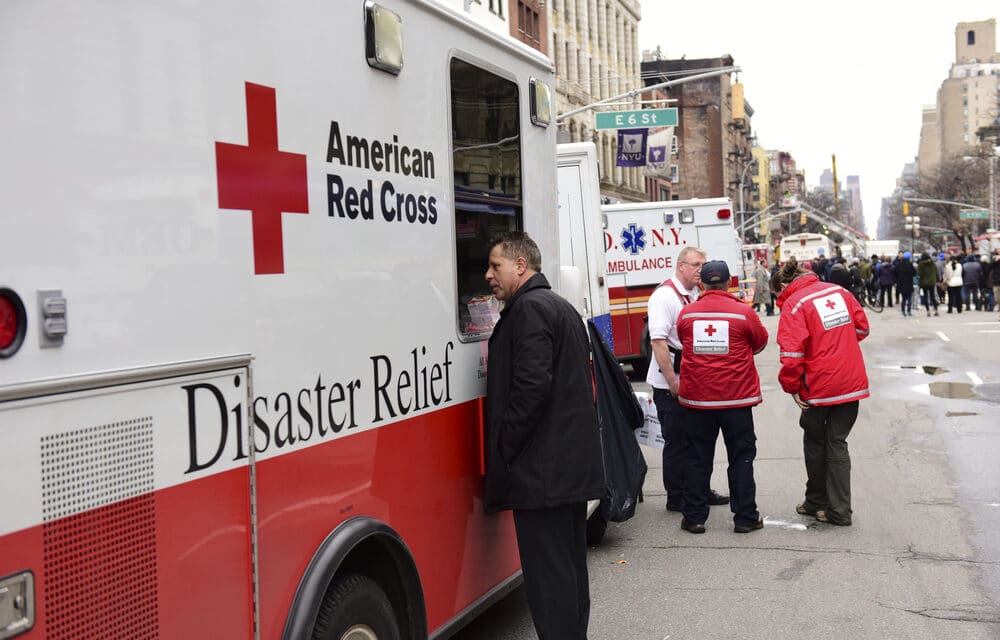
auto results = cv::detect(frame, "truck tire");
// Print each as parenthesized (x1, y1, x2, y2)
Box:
(312, 573, 401, 640)
(630, 325, 652, 379)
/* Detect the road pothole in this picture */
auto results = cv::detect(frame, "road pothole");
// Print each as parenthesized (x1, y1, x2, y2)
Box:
(927, 381, 975, 399)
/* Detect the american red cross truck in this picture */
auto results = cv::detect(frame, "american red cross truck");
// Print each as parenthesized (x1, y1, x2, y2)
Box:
(0, 2, 568, 638)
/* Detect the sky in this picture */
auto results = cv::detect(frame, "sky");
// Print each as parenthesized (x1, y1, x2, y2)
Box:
(637, 2, 999, 235)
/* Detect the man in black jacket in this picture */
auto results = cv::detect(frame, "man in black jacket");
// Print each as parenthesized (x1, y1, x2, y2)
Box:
(484, 231, 604, 640)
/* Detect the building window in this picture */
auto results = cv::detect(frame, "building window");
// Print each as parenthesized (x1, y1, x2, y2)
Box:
(967, 30, 975, 46)
(517, 1, 542, 48)
(489, 0, 503, 17)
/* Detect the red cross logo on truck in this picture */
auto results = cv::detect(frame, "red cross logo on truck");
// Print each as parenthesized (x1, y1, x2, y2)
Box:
(215, 82, 308, 274)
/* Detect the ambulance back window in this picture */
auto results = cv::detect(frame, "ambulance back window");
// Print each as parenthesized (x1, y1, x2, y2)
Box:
(451, 58, 523, 341)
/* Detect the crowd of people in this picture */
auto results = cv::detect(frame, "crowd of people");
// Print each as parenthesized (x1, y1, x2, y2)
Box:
(781, 248, 1000, 320)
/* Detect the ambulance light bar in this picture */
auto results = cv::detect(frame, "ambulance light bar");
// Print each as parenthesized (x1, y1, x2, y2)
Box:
(365, 1, 403, 75)
(679, 208, 694, 224)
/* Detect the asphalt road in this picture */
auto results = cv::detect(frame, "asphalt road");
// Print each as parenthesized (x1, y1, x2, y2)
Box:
(452, 303, 1000, 640)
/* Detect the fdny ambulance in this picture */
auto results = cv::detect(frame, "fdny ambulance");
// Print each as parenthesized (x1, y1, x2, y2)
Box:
(602, 198, 742, 377)
(0, 2, 565, 639)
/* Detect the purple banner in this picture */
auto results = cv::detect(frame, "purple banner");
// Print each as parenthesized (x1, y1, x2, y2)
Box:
(616, 129, 647, 167)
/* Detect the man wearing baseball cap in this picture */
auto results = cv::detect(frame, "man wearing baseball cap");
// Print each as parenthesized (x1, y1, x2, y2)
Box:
(675, 261, 769, 533)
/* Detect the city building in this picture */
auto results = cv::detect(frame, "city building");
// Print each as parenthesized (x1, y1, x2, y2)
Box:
(640, 54, 755, 207)
(918, 18, 1000, 173)
(551, 0, 644, 203)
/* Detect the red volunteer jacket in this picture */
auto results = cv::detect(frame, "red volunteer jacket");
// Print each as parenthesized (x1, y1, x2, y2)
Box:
(775, 273, 870, 406)
(676, 289, 769, 409)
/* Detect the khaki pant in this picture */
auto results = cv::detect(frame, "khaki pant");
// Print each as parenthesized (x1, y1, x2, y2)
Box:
(799, 401, 859, 524)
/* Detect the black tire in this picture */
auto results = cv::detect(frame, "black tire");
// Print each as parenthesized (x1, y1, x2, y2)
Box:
(630, 325, 652, 379)
(312, 574, 401, 640)
(629, 356, 649, 379)
(586, 512, 608, 546)
(866, 291, 883, 313)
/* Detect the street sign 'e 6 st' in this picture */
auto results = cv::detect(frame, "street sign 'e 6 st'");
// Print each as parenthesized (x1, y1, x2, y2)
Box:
(595, 108, 678, 130)
(959, 210, 989, 219)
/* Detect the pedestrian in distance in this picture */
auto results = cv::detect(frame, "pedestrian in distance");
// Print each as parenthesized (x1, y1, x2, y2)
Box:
(916, 252, 940, 316)
(877, 256, 895, 309)
(751, 260, 773, 316)
(962, 254, 982, 311)
(991, 251, 1000, 320)
(828, 257, 852, 290)
(944, 256, 964, 314)
(771, 257, 871, 527)
(675, 261, 769, 534)
(979, 255, 994, 311)
(896, 251, 916, 317)
(646, 246, 730, 515)
(483, 231, 604, 640)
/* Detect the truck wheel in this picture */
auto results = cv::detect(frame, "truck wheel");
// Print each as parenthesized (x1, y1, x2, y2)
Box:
(312, 573, 401, 640)
(630, 357, 649, 379)
(586, 512, 608, 546)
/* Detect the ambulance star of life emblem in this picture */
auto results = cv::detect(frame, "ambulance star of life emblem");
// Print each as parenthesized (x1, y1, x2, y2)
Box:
(621, 223, 646, 255)
(215, 82, 309, 275)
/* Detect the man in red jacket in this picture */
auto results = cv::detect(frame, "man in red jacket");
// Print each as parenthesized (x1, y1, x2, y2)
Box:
(772, 258, 870, 527)
(676, 261, 769, 533)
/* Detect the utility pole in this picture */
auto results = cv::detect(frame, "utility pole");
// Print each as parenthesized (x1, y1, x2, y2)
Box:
(831, 153, 840, 224)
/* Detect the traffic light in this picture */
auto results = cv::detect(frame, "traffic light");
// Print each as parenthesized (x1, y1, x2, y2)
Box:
(903, 202, 909, 216)
(800, 212, 807, 226)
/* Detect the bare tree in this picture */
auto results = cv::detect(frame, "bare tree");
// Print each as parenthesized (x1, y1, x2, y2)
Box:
(904, 146, 992, 253)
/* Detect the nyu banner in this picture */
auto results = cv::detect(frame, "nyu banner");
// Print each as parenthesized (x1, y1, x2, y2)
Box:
(616, 129, 647, 167)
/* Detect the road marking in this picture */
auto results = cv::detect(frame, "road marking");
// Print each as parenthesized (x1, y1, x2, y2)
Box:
(936, 331, 950, 342)
(967, 371, 984, 385)
(764, 517, 808, 531)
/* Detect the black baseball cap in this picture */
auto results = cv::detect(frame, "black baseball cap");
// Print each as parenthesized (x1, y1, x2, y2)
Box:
(701, 260, 730, 285)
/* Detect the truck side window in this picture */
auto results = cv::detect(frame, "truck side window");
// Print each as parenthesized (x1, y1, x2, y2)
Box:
(450, 58, 522, 341)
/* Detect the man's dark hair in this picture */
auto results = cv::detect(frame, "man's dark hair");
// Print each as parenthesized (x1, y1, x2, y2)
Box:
(490, 231, 542, 272)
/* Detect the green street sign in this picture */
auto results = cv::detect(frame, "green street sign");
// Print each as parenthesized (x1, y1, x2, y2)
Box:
(595, 108, 678, 130)
(959, 210, 990, 219)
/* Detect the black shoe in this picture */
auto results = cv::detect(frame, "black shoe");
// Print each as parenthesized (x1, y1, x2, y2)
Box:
(681, 518, 706, 534)
(734, 519, 764, 533)
(708, 490, 730, 506)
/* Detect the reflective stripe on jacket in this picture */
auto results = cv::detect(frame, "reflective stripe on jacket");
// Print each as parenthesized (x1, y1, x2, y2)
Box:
(676, 289, 768, 409)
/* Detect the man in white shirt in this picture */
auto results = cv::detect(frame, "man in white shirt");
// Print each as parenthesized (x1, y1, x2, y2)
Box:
(646, 246, 729, 515)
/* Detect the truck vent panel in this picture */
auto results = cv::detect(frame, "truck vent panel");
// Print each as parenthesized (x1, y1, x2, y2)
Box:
(40, 417, 158, 639)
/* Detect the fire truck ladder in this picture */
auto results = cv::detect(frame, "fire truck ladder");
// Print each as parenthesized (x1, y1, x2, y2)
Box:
(787, 202, 869, 255)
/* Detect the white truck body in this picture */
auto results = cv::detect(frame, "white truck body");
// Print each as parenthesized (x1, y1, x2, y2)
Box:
(865, 239, 901, 260)
(556, 142, 612, 346)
